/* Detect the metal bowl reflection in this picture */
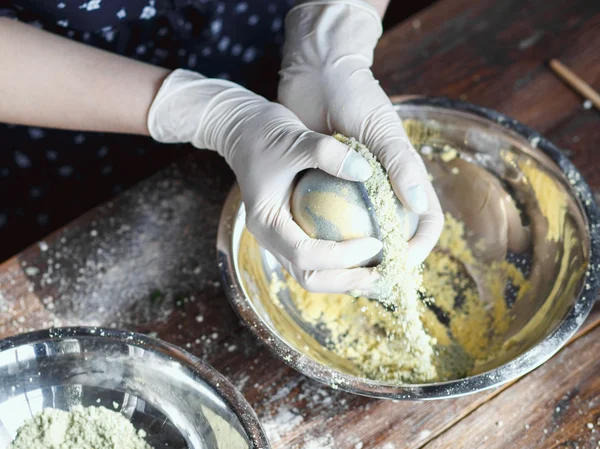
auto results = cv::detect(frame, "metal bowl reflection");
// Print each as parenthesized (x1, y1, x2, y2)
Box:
(0, 327, 269, 448)
(217, 98, 600, 400)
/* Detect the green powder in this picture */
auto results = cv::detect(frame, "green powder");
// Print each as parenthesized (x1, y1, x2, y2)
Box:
(10, 406, 154, 449)
(332, 134, 437, 382)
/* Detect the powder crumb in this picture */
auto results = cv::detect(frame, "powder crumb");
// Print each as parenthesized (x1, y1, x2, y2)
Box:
(355, 443, 364, 449)
(496, 421, 503, 427)
(195, 314, 204, 323)
(9, 406, 153, 449)
(24, 267, 40, 277)
(262, 408, 303, 443)
(451, 167, 460, 175)
(419, 430, 432, 439)
(421, 145, 433, 155)
(440, 145, 458, 162)
(112, 402, 119, 409)
(583, 99, 593, 109)
(302, 434, 335, 449)
(588, 423, 595, 430)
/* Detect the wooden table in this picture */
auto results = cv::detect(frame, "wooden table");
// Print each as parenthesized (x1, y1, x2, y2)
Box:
(2, 0, 600, 447)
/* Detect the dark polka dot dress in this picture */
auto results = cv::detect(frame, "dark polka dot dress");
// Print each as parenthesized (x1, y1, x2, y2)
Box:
(0, 0, 294, 259)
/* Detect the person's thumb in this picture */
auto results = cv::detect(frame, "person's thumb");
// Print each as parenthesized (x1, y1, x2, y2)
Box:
(301, 133, 373, 182)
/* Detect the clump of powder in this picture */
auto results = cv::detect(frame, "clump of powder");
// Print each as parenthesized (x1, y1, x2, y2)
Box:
(332, 134, 437, 382)
(279, 271, 437, 382)
(333, 134, 417, 302)
(10, 406, 154, 449)
(271, 211, 531, 382)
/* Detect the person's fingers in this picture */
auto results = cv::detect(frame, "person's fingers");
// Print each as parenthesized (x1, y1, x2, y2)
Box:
(246, 200, 383, 271)
(349, 102, 431, 215)
(299, 133, 373, 182)
(407, 182, 445, 267)
(330, 99, 442, 264)
(271, 251, 381, 295)
(357, 107, 442, 264)
(376, 137, 431, 215)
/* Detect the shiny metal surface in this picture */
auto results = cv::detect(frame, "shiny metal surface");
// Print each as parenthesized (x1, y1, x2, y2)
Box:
(291, 169, 418, 267)
(217, 98, 600, 400)
(0, 327, 269, 448)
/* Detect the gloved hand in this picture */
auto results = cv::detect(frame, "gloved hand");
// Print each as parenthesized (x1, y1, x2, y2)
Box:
(148, 69, 383, 293)
(279, 0, 444, 266)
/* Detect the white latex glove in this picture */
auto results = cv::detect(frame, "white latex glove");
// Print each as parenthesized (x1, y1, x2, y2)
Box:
(148, 69, 383, 293)
(279, 0, 444, 266)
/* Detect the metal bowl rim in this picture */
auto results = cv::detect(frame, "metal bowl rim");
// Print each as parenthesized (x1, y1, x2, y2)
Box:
(0, 326, 271, 449)
(216, 97, 600, 400)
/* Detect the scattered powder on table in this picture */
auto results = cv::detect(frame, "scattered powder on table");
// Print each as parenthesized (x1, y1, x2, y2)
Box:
(9, 406, 153, 449)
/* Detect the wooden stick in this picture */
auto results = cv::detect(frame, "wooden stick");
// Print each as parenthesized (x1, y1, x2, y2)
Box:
(549, 59, 600, 110)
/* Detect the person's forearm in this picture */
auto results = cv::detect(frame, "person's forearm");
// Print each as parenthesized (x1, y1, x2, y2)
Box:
(0, 18, 170, 135)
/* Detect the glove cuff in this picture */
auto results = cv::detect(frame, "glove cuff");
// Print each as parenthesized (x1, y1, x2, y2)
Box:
(149, 68, 279, 164)
(147, 69, 207, 144)
(283, 0, 383, 73)
(148, 69, 257, 153)
(288, 0, 383, 37)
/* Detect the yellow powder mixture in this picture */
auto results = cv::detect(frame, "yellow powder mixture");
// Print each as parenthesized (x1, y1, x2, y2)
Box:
(517, 158, 568, 242)
(273, 212, 530, 382)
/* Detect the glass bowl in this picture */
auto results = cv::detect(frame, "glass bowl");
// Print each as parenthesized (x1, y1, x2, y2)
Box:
(0, 327, 269, 448)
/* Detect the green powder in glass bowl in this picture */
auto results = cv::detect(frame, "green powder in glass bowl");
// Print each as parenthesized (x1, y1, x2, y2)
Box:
(9, 406, 153, 449)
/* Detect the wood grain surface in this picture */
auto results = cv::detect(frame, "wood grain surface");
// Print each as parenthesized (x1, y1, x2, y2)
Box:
(1, 0, 599, 448)
(422, 324, 600, 449)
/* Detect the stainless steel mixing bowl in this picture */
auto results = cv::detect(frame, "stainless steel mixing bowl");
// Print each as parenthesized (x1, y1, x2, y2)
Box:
(0, 327, 269, 448)
(217, 98, 600, 400)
